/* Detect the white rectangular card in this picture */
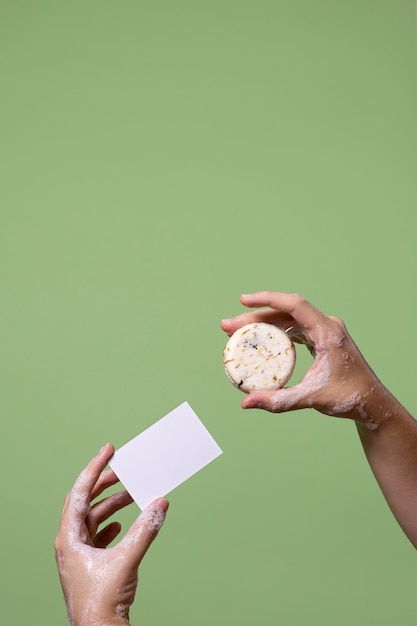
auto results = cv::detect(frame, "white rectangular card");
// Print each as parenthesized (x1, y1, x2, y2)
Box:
(109, 402, 223, 509)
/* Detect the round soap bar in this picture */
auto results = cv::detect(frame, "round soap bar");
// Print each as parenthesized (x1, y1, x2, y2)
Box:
(223, 322, 296, 393)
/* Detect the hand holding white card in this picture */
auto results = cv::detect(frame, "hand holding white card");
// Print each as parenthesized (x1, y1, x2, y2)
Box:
(109, 402, 223, 509)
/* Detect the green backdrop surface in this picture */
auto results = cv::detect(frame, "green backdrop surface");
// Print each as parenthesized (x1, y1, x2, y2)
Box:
(1, 1, 416, 625)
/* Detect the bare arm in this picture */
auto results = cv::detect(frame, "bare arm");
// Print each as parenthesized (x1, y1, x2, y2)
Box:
(356, 398, 417, 546)
(221, 291, 417, 547)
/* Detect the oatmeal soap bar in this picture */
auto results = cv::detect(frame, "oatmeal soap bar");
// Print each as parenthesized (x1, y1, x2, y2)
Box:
(223, 322, 296, 393)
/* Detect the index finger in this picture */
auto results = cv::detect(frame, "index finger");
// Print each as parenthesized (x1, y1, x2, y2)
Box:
(221, 309, 295, 337)
(63, 443, 115, 525)
(240, 292, 328, 331)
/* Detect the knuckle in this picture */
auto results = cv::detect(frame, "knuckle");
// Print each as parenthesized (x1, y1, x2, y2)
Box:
(54, 534, 63, 553)
(328, 314, 345, 328)
(329, 315, 348, 337)
(326, 316, 348, 346)
(290, 293, 306, 310)
(291, 292, 305, 303)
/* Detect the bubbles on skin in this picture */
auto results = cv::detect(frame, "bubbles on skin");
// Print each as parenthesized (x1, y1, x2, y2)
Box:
(265, 340, 384, 430)
(56, 453, 169, 626)
(313, 326, 327, 352)
(116, 501, 167, 558)
(269, 352, 332, 413)
(69, 472, 91, 517)
(314, 324, 343, 350)
(61, 546, 129, 625)
(326, 392, 363, 417)
(68, 523, 82, 551)
(71, 494, 89, 516)
(63, 592, 74, 625)
(138, 502, 166, 534)
(327, 331, 345, 348)
(116, 602, 128, 618)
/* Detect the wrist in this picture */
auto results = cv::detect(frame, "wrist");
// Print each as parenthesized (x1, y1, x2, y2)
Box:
(71, 612, 130, 626)
(71, 617, 131, 626)
(352, 378, 407, 431)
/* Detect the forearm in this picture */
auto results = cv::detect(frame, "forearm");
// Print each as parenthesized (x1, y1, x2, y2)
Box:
(222, 292, 417, 545)
(355, 384, 417, 548)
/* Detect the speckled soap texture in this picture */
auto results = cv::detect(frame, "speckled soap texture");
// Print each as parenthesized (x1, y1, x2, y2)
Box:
(223, 322, 296, 393)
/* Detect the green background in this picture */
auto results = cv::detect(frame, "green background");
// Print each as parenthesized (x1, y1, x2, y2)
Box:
(1, 1, 416, 624)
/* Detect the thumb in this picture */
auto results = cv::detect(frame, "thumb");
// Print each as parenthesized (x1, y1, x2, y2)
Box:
(242, 385, 309, 414)
(119, 497, 169, 570)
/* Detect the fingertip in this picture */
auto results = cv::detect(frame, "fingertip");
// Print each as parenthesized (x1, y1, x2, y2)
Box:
(151, 496, 170, 513)
(241, 395, 260, 409)
(99, 443, 115, 462)
(136, 498, 169, 535)
(99, 442, 113, 454)
(242, 390, 273, 410)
